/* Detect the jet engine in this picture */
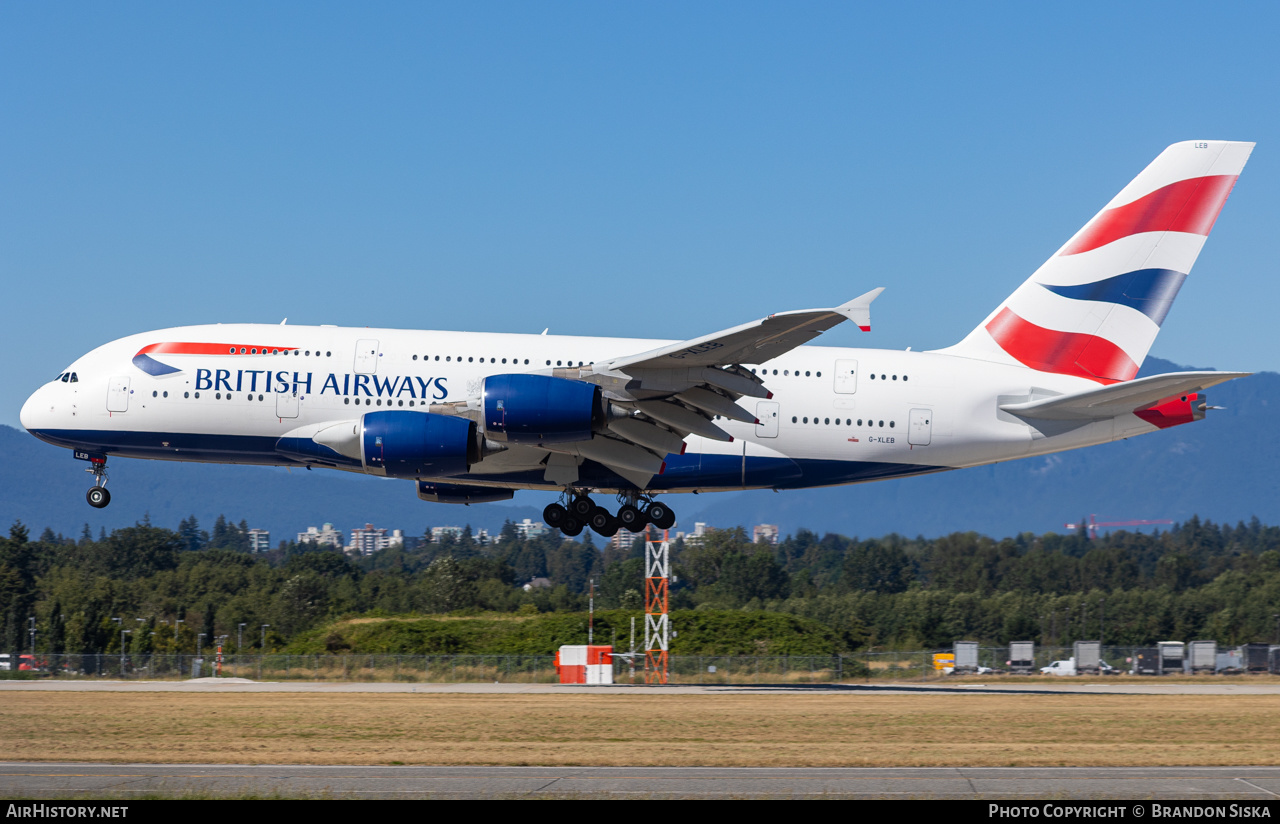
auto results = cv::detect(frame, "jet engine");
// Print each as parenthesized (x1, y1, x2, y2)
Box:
(361, 410, 479, 478)
(481, 374, 605, 444)
(276, 411, 479, 478)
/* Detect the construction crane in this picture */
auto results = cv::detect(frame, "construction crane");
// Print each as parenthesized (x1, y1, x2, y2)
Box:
(1064, 514, 1173, 540)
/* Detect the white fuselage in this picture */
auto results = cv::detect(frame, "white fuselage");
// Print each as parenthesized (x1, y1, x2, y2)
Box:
(20, 322, 1163, 496)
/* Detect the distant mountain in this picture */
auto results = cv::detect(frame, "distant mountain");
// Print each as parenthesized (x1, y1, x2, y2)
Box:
(3, 357, 1274, 541)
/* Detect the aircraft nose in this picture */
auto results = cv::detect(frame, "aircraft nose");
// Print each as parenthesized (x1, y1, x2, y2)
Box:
(20, 385, 51, 432)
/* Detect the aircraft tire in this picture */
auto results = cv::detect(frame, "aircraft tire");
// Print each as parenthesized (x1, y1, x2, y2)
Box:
(588, 507, 614, 535)
(543, 503, 567, 528)
(647, 501, 675, 530)
(561, 516, 583, 537)
(618, 504, 646, 532)
(87, 487, 111, 509)
(569, 496, 595, 518)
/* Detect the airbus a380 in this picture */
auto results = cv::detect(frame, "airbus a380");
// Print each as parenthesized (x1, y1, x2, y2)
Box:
(21, 141, 1254, 538)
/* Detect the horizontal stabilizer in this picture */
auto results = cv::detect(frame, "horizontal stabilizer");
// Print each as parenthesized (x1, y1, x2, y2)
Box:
(999, 371, 1249, 421)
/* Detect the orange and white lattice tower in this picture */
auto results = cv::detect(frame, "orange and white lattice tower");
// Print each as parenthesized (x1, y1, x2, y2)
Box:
(644, 530, 670, 684)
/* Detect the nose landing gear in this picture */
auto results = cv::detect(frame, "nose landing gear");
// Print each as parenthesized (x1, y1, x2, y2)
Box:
(85, 456, 111, 508)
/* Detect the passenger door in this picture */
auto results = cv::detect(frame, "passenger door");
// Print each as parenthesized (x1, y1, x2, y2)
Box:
(106, 377, 130, 413)
(755, 401, 780, 438)
(354, 339, 380, 374)
(908, 408, 932, 446)
(834, 359, 858, 394)
(276, 387, 300, 418)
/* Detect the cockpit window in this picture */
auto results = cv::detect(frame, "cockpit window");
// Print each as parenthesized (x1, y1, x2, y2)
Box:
(60, 373, 69, 382)
(69, 372, 78, 383)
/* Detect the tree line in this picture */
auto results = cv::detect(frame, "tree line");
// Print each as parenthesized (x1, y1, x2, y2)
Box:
(2, 514, 1279, 655)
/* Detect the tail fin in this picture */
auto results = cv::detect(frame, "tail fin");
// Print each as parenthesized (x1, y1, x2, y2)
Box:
(939, 140, 1253, 384)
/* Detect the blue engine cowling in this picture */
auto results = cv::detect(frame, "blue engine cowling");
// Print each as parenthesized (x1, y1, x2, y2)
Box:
(361, 411, 477, 478)
(482, 374, 604, 444)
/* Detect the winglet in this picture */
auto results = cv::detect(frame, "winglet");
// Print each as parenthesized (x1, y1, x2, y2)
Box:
(834, 288, 885, 332)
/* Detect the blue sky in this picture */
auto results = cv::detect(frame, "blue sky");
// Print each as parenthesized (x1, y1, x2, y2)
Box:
(3, 2, 1278, 429)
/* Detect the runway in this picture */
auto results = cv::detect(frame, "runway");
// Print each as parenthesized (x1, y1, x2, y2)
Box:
(3, 763, 1280, 799)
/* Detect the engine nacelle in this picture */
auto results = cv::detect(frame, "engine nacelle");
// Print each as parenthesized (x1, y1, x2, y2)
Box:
(482, 374, 604, 444)
(417, 481, 515, 504)
(361, 411, 478, 478)
(1134, 392, 1208, 429)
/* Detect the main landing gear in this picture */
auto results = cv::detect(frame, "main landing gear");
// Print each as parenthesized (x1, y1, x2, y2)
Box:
(85, 456, 111, 509)
(542, 492, 676, 539)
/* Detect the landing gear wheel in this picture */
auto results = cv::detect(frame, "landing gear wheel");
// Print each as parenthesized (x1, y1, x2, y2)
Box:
(543, 503, 567, 529)
(569, 496, 595, 518)
(87, 487, 111, 509)
(646, 501, 675, 530)
(618, 504, 646, 533)
(589, 508, 618, 537)
(560, 516, 583, 537)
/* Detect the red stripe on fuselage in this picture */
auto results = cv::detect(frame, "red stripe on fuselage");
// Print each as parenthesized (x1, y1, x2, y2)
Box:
(985, 308, 1138, 384)
(136, 342, 299, 356)
(1060, 175, 1238, 256)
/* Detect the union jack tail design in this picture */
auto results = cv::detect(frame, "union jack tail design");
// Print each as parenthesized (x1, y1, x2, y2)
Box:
(941, 141, 1253, 384)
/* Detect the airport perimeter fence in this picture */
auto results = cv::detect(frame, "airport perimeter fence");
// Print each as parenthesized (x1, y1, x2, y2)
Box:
(4, 648, 1276, 682)
(0, 652, 851, 684)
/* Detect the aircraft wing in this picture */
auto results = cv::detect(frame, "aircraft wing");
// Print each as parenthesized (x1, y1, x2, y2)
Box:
(596, 288, 884, 373)
(999, 371, 1249, 421)
(531, 289, 884, 488)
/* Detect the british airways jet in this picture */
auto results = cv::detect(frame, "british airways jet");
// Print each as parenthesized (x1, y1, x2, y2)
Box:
(21, 141, 1254, 538)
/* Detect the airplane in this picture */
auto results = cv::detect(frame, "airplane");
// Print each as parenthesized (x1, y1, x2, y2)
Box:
(20, 140, 1254, 539)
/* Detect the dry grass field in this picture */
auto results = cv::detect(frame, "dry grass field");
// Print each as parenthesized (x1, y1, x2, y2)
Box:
(3, 692, 1280, 767)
